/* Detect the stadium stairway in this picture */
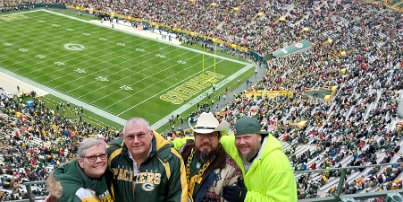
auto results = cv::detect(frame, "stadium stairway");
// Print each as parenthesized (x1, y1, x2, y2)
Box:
(295, 145, 318, 158)
(364, 90, 382, 121)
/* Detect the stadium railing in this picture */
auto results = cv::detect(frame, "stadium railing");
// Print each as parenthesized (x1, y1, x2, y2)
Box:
(295, 162, 403, 202)
(4, 162, 402, 202)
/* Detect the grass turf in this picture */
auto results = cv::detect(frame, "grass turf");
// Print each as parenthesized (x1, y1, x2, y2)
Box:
(0, 10, 251, 128)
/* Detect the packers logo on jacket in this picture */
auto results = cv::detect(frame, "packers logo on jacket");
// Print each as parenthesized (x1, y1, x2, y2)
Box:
(112, 168, 162, 191)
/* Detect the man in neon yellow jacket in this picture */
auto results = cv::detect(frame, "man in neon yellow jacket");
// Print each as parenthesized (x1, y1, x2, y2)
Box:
(221, 117, 297, 202)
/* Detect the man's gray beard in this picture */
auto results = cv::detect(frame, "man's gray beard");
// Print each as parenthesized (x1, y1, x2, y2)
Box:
(197, 150, 213, 164)
(241, 149, 259, 163)
(241, 153, 254, 163)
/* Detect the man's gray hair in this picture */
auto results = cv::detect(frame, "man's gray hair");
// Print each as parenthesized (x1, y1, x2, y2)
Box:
(123, 117, 150, 135)
(77, 138, 106, 157)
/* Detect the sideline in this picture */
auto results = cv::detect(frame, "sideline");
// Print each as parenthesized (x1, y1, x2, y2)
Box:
(0, 71, 48, 96)
(0, 67, 127, 126)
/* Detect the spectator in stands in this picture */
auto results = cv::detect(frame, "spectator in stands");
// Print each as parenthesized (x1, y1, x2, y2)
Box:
(180, 112, 242, 201)
(106, 117, 188, 202)
(221, 117, 297, 201)
(45, 138, 112, 202)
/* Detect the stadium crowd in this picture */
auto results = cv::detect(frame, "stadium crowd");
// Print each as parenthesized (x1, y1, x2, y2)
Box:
(0, 88, 121, 200)
(1, 0, 402, 200)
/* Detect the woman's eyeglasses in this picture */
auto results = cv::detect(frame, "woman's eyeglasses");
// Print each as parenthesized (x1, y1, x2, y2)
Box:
(82, 153, 107, 162)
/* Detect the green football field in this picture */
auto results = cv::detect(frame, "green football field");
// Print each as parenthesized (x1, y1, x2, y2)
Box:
(0, 9, 252, 128)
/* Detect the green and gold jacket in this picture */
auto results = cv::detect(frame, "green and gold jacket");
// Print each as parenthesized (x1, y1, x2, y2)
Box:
(107, 131, 188, 202)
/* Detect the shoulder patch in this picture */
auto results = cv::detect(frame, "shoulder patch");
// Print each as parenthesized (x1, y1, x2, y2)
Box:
(108, 148, 122, 167)
(158, 157, 171, 180)
(75, 188, 97, 201)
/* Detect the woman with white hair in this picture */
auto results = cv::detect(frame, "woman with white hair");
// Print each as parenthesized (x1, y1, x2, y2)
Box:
(46, 138, 113, 202)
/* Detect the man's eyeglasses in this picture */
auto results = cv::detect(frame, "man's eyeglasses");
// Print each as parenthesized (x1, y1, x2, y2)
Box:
(81, 154, 107, 162)
(194, 132, 218, 140)
(124, 130, 150, 141)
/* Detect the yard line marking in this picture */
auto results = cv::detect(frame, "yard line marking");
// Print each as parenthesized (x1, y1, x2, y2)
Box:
(1, 12, 144, 59)
(41, 9, 249, 65)
(62, 42, 168, 93)
(3, 30, 154, 83)
(116, 60, 227, 116)
(104, 53, 214, 110)
(52, 41, 163, 90)
(88, 49, 200, 104)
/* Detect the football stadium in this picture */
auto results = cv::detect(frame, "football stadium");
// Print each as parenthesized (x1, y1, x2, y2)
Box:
(0, 0, 402, 201)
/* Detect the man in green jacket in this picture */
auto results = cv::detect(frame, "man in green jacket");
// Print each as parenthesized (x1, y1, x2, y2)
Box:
(221, 117, 297, 202)
(107, 117, 188, 202)
(46, 138, 113, 202)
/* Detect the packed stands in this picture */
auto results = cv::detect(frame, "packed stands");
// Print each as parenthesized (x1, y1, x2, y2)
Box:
(0, 88, 121, 200)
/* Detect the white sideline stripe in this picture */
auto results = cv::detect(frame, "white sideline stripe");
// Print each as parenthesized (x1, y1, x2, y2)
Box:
(151, 63, 255, 130)
(0, 70, 48, 96)
(0, 67, 127, 126)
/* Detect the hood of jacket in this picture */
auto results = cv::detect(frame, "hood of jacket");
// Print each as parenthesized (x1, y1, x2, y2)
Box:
(108, 130, 173, 162)
(220, 134, 283, 175)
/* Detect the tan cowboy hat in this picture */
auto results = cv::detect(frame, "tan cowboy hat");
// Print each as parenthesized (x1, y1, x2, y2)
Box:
(193, 112, 229, 134)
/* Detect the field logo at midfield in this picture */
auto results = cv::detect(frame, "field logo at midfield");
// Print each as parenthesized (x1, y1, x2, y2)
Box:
(160, 71, 225, 104)
(64, 43, 85, 51)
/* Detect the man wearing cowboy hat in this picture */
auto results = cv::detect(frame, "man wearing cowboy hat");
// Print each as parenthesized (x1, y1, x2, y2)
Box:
(221, 116, 297, 202)
(181, 112, 242, 202)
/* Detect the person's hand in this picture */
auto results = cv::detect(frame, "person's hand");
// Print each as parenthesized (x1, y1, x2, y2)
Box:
(44, 194, 57, 202)
(222, 178, 246, 202)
